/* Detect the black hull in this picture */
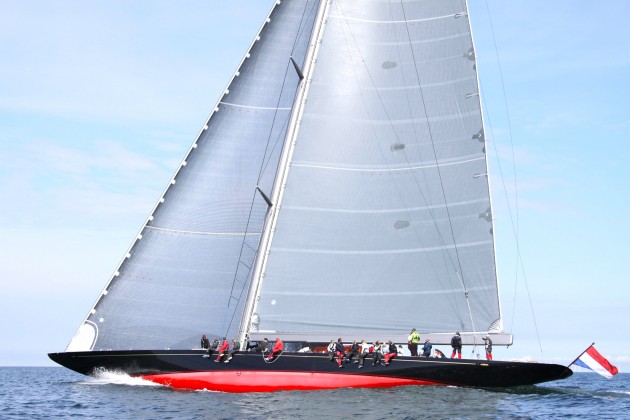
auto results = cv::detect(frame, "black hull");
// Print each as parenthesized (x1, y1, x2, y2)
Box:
(49, 350, 572, 392)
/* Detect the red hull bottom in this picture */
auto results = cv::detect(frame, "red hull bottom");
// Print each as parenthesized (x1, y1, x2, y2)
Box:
(142, 371, 442, 392)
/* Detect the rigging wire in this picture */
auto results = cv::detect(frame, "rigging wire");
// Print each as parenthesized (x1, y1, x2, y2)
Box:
(383, 1, 464, 319)
(481, 90, 543, 354)
(332, 0, 480, 333)
(478, 0, 542, 353)
(334, 2, 470, 290)
(223, 0, 316, 337)
(400, 1, 477, 334)
(327, 0, 486, 337)
(261, 349, 284, 364)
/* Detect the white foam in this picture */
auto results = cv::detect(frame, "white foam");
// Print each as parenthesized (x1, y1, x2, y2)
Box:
(193, 388, 222, 393)
(610, 390, 630, 396)
(79, 369, 163, 387)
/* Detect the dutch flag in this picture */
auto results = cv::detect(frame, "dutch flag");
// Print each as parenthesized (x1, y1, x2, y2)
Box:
(570, 343, 619, 378)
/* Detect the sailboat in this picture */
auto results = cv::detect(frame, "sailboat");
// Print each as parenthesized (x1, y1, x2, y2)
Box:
(49, 0, 572, 391)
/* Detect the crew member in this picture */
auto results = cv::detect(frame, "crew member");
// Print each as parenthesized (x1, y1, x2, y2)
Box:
(450, 332, 462, 359)
(346, 340, 360, 363)
(266, 337, 283, 361)
(483, 335, 493, 361)
(201, 335, 210, 349)
(215, 337, 229, 363)
(383, 340, 398, 365)
(335, 338, 346, 368)
(358, 340, 371, 368)
(372, 340, 384, 366)
(408, 328, 421, 356)
(225, 338, 239, 363)
(327, 340, 336, 361)
(422, 338, 432, 357)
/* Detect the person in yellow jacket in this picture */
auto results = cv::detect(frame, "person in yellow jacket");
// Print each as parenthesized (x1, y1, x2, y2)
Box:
(407, 328, 421, 356)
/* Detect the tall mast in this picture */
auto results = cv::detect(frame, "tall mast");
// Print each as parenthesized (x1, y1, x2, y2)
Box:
(238, 0, 330, 347)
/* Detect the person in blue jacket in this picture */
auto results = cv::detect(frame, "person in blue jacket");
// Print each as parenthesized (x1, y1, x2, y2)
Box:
(422, 338, 432, 357)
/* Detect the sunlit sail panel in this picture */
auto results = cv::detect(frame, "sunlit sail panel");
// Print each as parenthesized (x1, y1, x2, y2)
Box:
(68, 0, 319, 351)
(255, 0, 500, 340)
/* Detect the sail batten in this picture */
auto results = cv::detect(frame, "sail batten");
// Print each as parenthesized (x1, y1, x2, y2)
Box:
(300, 110, 481, 124)
(254, 286, 495, 297)
(145, 225, 262, 237)
(272, 240, 493, 255)
(328, 13, 461, 24)
(292, 155, 485, 171)
(283, 198, 488, 214)
(219, 102, 293, 111)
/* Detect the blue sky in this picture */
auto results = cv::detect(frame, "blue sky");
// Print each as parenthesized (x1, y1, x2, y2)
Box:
(1, 0, 628, 374)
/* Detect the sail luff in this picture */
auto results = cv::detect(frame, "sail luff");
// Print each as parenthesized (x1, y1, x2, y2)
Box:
(466, 0, 504, 333)
(239, 0, 330, 347)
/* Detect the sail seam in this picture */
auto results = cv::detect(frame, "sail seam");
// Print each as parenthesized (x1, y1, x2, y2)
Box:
(219, 101, 292, 110)
(359, 76, 476, 91)
(376, 32, 470, 46)
(273, 240, 492, 255)
(291, 156, 484, 172)
(328, 13, 459, 24)
(261, 286, 494, 297)
(284, 198, 487, 214)
(302, 109, 480, 124)
(145, 225, 260, 236)
(399, 2, 473, 330)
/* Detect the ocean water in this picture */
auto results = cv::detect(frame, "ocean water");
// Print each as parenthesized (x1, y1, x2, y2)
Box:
(1, 367, 628, 419)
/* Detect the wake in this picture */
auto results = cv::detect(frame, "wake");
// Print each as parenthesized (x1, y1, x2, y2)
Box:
(78, 368, 163, 387)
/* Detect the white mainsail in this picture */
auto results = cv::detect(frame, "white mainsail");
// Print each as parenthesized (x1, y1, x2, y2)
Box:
(67, 0, 512, 352)
(248, 0, 509, 345)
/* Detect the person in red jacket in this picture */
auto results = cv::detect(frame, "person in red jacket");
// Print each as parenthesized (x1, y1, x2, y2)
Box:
(215, 337, 230, 363)
(266, 337, 283, 361)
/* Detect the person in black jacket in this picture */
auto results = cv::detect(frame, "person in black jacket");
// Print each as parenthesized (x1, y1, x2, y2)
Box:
(224, 338, 239, 363)
(383, 340, 398, 365)
(450, 332, 462, 359)
(200, 335, 210, 349)
(202, 337, 219, 358)
(345, 340, 360, 364)
(249, 337, 269, 353)
(334, 338, 346, 368)
(483, 335, 493, 360)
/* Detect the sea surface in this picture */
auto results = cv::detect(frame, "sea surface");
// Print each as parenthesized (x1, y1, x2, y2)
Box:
(1, 367, 628, 419)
